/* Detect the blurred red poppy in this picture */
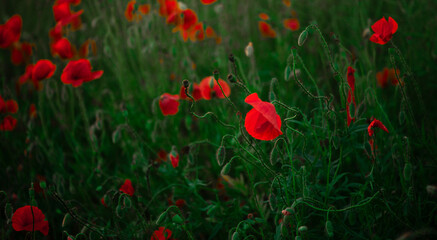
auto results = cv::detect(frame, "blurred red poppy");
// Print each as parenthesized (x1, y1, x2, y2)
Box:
(49, 23, 63, 41)
(169, 152, 179, 168)
(282, 0, 291, 7)
(56, 0, 81, 5)
(139, 4, 151, 15)
(12, 206, 49, 236)
(125, 0, 136, 21)
(120, 179, 134, 196)
(101, 197, 107, 207)
(175, 199, 186, 208)
(283, 18, 300, 31)
(51, 38, 74, 59)
(244, 93, 283, 141)
(10, 42, 32, 65)
(159, 93, 180, 116)
(201, 0, 217, 5)
(199, 76, 231, 100)
(205, 26, 216, 38)
(159, 0, 181, 25)
(0, 15, 22, 48)
(258, 21, 276, 38)
(151, 227, 172, 240)
(0, 95, 18, 114)
(29, 104, 37, 119)
(31, 60, 56, 83)
(368, 119, 388, 137)
(376, 67, 401, 88)
(0, 115, 17, 131)
(259, 13, 269, 20)
(61, 59, 103, 87)
(369, 17, 397, 45)
(53, 2, 83, 28)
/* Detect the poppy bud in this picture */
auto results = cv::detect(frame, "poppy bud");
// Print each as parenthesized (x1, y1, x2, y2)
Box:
(183, 79, 189, 89)
(172, 214, 183, 224)
(216, 145, 226, 166)
(123, 195, 132, 208)
(403, 162, 412, 182)
(284, 65, 291, 81)
(268, 192, 277, 210)
(221, 160, 232, 175)
(325, 220, 334, 237)
(231, 232, 240, 240)
(115, 205, 125, 218)
(156, 211, 167, 224)
(426, 185, 437, 196)
(228, 54, 235, 63)
(213, 70, 220, 81)
(5, 203, 12, 221)
(298, 225, 308, 233)
(282, 207, 293, 216)
(227, 73, 236, 83)
(39, 181, 46, 189)
(103, 194, 111, 207)
(62, 213, 71, 227)
(298, 29, 308, 46)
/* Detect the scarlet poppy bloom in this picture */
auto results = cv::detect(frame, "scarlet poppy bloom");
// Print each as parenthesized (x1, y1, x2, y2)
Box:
(259, 13, 269, 20)
(178, 9, 198, 32)
(151, 227, 172, 240)
(139, 4, 151, 15)
(283, 18, 300, 31)
(56, 0, 81, 5)
(51, 38, 74, 59)
(376, 67, 401, 88)
(179, 83, 203, 101)
(0, 15, 22, 48)
(61, 59, 103, 87)
(31, 60, 56, 83)
(125, 0, 136, 21)
(11, 206, 49, 236)
(169, 152, 179, 168)
(159, 0, 181, 25)
(175, 199, 186, 208)
(369, 17, 398, 45)
(49, 23, 63, 41)
(244, 93, 283, 141)
(368, 119, 389, 137)
(199, 76, 231, 100)
(258, 21, 276, 38)
(282, 0, 291, 7)
(0, 115, 17, 131)
(159, 93, 180, 116)
(200, 0, 218, 5)
(0, 95, 18, 114)
(205, 26, 216, 38)
(53, 2, 84, 27)
(119, 179, 134, 196)
(10, 42, 32, 65)
(154, 149, 168, 164)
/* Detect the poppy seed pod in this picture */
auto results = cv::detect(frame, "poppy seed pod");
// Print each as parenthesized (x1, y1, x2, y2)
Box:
(183, 79, 189, 89)
(228, 54, 235, 63)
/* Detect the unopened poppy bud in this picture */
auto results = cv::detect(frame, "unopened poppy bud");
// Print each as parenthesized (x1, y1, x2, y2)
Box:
(325, 220, 334, 237)
(298, 225, 308, 233)
(282, 207, 293, 216)
(39, 181, 46, 189)
(156, 211, 167, 224)
(213, 70, 220, 81)
(182, 79, 189, 89)
(216, 145, 226, 166)
(123, 195, 132, 208)
(62, 213, 71, 227)
(228, 54, 235, 63)
(227, 73, 236, 83)
(231, 232, 240, 240)
(245, 42, 254, 57)
(115, 205, 124, 218)
(172, 214, 183, 224)
(362, 28, 371, 39)
(221, 161, 232, 175)
(403, 163, 412, 181)
(5, 203, 12, 221)
(298, 29, 308, 46)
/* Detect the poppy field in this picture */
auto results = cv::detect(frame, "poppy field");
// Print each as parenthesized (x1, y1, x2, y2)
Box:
(1, 0, 437, 239)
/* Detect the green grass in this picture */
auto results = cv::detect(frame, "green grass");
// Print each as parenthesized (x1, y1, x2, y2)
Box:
(1, 0, 437, 239)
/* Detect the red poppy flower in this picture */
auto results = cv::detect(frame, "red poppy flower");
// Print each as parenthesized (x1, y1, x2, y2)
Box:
(51, 38, 74, 59)
(49, 23, 63, 41)
(31, 60, 56, 83)
(180, 83, 203, 101)
(258, 21, 276, 38)
(244, 93, 283, 141)
(200, 0, 217, 5)
(368, 119, 389, 137)
(11, 206, 49, 236)
(151, 227, 172, 240)
(0, 95, 19, 114)
(376, 67, 401, 88)
(169, 152, 179, 168)
(175, 199, 186, 208)
(259, 13, 269, 20)
(282, 0, 291, 7)
(175, 9, 198, 39)
(10, 42, 32, 65)
(0, 14, 22, 48)
(159, 93, 180, 116)
(205, 26, 216, 38)
(159, 0, 181, 25)
(61, 59, 103, 87)
(369, 17, 398, 45)
(53, 2, 84, 27)
(154, 149, 168, 164)
(101, 197, 108, 207)
(0, 115, 17, 131)
(283, 18, 300, 31)
(56, 0, 81, 5)
(119, 179, 134, 196)
(125, 0, 136, 21)
(199, 76, 231, 100)
(29, 104, 37, 119)
(139, 4, 151, 15)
